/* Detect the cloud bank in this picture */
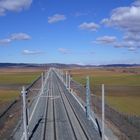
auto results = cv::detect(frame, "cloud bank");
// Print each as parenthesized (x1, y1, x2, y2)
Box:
(0, 0, 32, 15)
(0, 33, 31, 45)
(101, 0, 140, 51)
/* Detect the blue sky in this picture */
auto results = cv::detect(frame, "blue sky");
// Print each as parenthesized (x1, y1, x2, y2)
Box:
(0, 0, 140, 65)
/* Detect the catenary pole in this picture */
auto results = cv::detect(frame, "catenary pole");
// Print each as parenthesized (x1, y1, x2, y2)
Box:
(41, 73, 44, 94)
(68, 74, 71, 90)
(21, 86, 28, 140)
(102, 84, 105, 140)
(66, 71, 68, 88)
(86, 76, 91, 119)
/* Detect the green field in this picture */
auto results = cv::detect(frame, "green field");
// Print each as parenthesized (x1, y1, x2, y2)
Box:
(106, 96, 140, 116)
(0, 70, 41, 102)
(73, 71, 140, 86)
(70, 68, 140, 116)
(0, 90, 19, 101)
(0, 72, 41, 85)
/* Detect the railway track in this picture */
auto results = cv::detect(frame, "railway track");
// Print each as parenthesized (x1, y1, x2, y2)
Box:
(13, 69, 101, 140)
(42, 70, 100, 140)
(54, 72, 90, 140)
(42, 73, 51, 140)
(42, 71, 58, 140)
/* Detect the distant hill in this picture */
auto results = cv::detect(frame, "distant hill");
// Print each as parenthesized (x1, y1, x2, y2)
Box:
(100, 64, 140, 67)
(0, 63, 83, 68)
(0, 63, 139, 68)
(0, 63, 40, 68)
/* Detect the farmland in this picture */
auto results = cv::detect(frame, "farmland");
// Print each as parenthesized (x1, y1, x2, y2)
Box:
(70, 68, 140, 116)
(0, 72, 41, 85)
(0, 68, 42, 110)
(0, 90, 19, 101)
(0, 66, 140, 116)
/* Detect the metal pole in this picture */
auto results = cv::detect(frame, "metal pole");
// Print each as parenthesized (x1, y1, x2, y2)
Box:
(45, 70, 47, 79)
(61, 71, 64, 82)
(69, 74, 71, 90)
(66, 71, 68, 88)
(59, 69, 61, 80)
(41, 73, 44, 94)
(59, 69, 61, 78)
(61, 71, 63, 82)
(102, 84, 105, 140)
(86, 76, 91, 119)
(21, 86, 28, 140)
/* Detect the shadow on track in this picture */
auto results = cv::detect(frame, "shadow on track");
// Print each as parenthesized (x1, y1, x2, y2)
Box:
(29, 118, 43, 140)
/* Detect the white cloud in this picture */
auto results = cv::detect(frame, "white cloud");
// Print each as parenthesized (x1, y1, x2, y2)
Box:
(0, 33, 31, 45)
(114, 41, 140, 49)
(48, 14, 66, 24)
(101, 0, 140, 51)
(102, 4, 140, 33)
(22, 50, 43, 55)
(113, 42, 124, 48)
(0, 38, 11, 44)
(95, 36, 117, 44)
(79, 22, 99, 31)
(58, 48, 71, 54)
(128, 47, 137, 52)
(10, 33, 31, 40)
(123, 32, 140, 42)
(0, 0, 32, 16)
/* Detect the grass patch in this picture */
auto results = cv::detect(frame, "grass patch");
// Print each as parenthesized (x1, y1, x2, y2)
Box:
(106, 96, 140, 116)
(92, 75, 140, 86)
(0, 90, 19, 101)
(72, 71, 140, 86)
(0, 70, 42, 103)
(0, 72, 41, 85)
